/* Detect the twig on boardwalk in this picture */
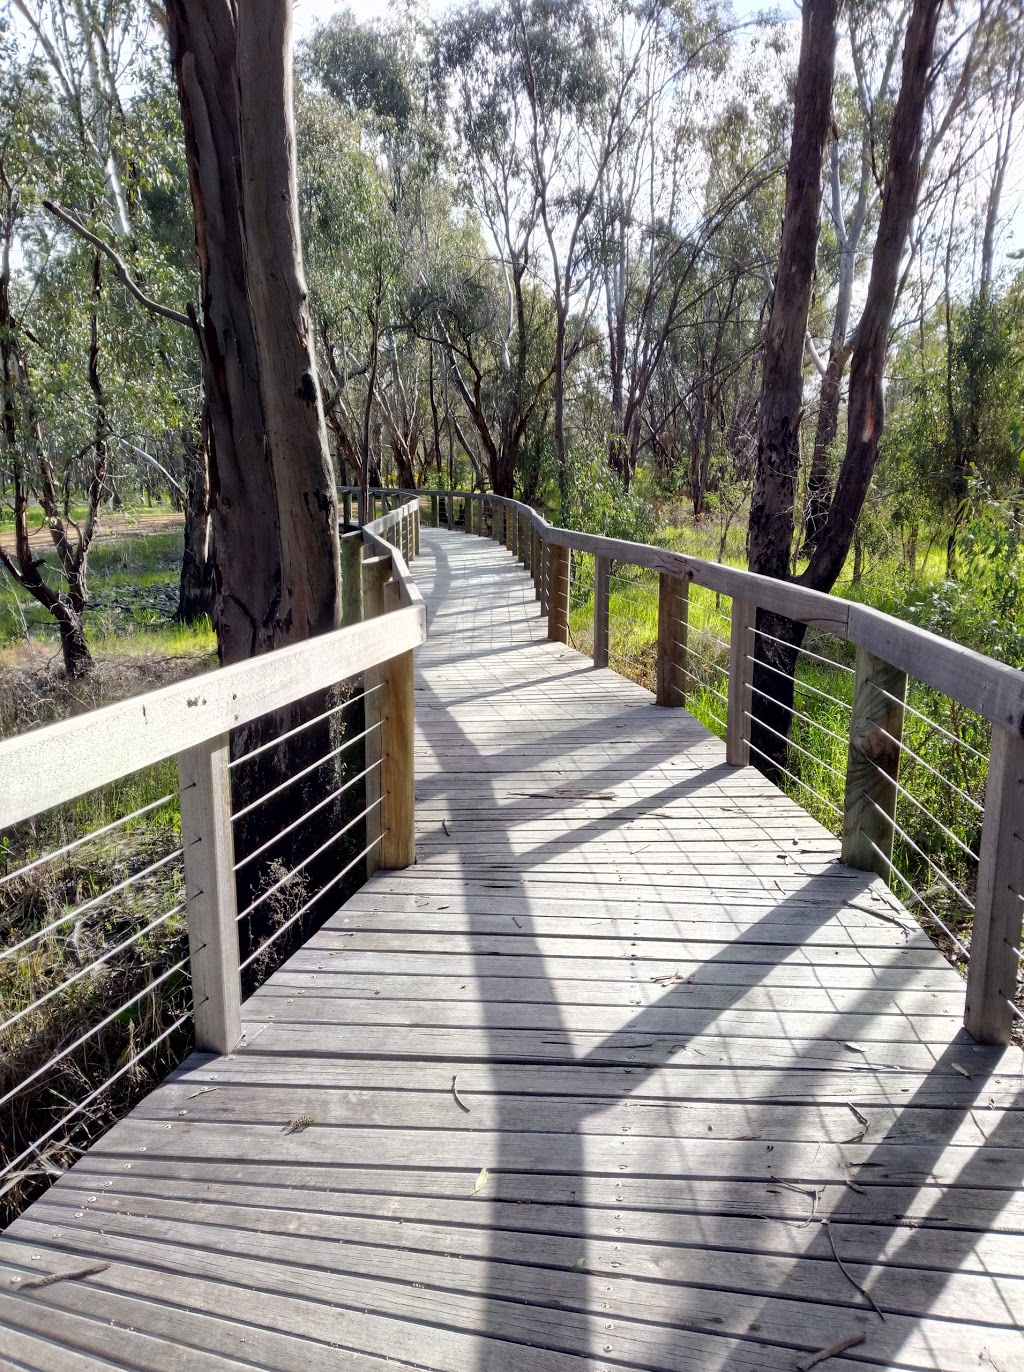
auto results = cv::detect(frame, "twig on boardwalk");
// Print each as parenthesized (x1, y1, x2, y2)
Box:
(822, 1220, 885, 1320)
(845, 1102, 870, 1142)
(451, 1074, 470, 1113)
(796, 1331, 867, 1370)
(19, 1263, 109, 1291)
(770, 1177, 822, 1225)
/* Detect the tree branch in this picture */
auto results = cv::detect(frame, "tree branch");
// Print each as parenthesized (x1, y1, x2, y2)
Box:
(43, 201, 198, 333)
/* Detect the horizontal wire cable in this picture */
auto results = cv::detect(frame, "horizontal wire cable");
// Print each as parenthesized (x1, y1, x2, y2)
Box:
(746, 676, 849, 747)
(862, 837, 972, 961)
(0, 848, 185, 962)
(865, 796, 976, 914)
(870, 723, 985, 815)
(856, 751, 981, 863)
(239, 831, 387, 974)
(0, 955, 191, 1113)
(742, 711, 846, 782)
(234, 760, 382, 874)
(745, 738, 843, 817)
(743, 650, 852, 711)
(684, 645, 730, 674)
(868, 682, 989, 763)
(751, 625, 855, 674)
(231, 721, 381, 824)
(0, 788, 186, 891)
(1005, 997, 1024, 1022)
(687, 676, 731, 710)
(0, 1006, 194, 1185)
(687, 643, 731, 670)
(236, 795, 384, 922)
(228, 685, 382, 770)
(0, 903, 186, 1039)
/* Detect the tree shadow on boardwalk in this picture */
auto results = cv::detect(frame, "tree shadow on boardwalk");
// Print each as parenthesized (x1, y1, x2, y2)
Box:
(413, 533, 1024, 1371)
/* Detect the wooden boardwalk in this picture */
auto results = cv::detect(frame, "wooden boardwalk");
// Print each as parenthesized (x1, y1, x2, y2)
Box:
(2, 528, 1023, 1371)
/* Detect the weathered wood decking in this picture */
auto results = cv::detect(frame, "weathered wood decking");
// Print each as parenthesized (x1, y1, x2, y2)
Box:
(2, 528, 1023, 1371)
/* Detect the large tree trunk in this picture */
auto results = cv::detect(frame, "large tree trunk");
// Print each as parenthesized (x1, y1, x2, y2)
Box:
(166, 0, 346, 964)
(748, 0, 944, 789)
(802, 0, 944, 595)
(235, 3, 341, 641)
(746, 0, 841, 779)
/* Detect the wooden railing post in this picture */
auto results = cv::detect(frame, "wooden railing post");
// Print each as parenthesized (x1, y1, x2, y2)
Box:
(841, 648, 906, 875)
(522, 515, 532, 573)
(178, 735, 241, 1055)
(430, 494, 438, 528)
(495, 503, 504, 544)
(341, 530, 364, 627)
(547, 542, 570, 643)
(540, 539, 549, 615)
(379, 584, 416, 868)
(965, 724, 1024, 1044)
(342, 491, 352, 528)
(656, 572, 688, 706)
(532, 527, 542, 595)
(726, 599, 755, 765)
(594, 555, 610, 668)
(362, 554, 392, 878)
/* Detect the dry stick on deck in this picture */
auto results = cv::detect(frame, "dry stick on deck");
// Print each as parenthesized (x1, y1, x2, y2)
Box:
(796, 1332, 867, 1371)
(451, 1074, 470, 1113)
(770, 1177, 821, 1225)
(822, 1220, 885, 1320)
(19, 1263, 109, 1291)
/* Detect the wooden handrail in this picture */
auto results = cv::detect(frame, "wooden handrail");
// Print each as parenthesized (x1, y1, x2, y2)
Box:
(1, 496, 427, 1058)
(345, 485, 1024, 732)
(347, 484, 1024, 1045)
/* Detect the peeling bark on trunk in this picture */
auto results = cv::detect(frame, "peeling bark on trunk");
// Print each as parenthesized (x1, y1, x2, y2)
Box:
(802, 0, 944, 595)
(166, 0, 347, 953)
(749, 0, 944, 785)
(746, 0, 841, 779)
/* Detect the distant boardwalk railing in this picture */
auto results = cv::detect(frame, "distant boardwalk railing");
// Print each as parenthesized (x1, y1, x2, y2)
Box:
(348, 484, 1024, 1047)
(0, 498, 424, 1215)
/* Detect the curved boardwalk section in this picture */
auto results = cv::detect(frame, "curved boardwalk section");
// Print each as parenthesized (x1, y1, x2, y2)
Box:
(1, 528, 1023, 1370)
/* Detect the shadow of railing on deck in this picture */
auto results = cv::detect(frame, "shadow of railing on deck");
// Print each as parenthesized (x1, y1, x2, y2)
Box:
(417, 532, 1024, 1371)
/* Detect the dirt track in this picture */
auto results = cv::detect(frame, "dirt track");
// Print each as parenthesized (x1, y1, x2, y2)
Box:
(4, 509, 183, 554)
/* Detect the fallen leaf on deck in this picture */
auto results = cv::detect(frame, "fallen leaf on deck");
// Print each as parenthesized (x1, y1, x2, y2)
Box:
(473, 1167, 489, 1194)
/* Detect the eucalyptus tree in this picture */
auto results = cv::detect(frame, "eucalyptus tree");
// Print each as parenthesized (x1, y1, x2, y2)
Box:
(300, 9, 446, 492)
(165, 0, 340, 669)
(433, 2, 555, 494)
(600, 12, 788, 501)
(0, 13, 201, 673)
(747, 0, 949, 776)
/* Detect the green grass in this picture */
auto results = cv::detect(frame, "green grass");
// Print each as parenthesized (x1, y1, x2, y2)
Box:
(0, 524, 215, 658)
(0, 758, 193, 1222)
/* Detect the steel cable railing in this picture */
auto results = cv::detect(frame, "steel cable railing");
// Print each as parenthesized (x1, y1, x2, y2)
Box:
(412, 481, 1021, 1041)
(2, 492, 426, 1221)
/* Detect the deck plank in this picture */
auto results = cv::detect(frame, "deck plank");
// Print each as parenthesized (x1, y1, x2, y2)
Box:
(3, 527, 1023, 1370)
